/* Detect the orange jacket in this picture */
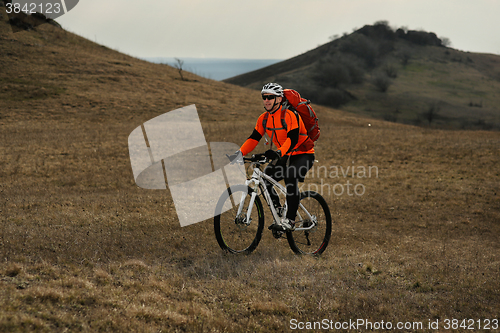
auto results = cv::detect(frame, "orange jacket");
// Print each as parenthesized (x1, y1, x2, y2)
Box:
(240, 106, 314, 157)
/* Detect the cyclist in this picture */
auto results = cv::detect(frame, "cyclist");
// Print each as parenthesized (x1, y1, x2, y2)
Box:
(232, 83, 315, 231)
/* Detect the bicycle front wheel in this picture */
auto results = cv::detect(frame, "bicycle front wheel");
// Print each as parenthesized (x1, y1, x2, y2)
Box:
(287, 191, 332, 255)
(214, 185, 265, 254)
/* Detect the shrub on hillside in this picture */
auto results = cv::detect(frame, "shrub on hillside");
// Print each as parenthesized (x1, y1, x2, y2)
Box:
(342, 56, 365, 84)
(317, 87, 353, 107)
(396, 30, 443, 46)
(340, 33, 379, 67)
(379, 41, 395, 57)
(312, 55, 365, 89)
(383, 63, 398, 78)
(357, 21, 396, 41)
(407, 31, 442, 46)
(372, 73, 392, 92)
(398, 48, 412, 66)
(313, 59, 351, 88)
(295, 85, 353, 108)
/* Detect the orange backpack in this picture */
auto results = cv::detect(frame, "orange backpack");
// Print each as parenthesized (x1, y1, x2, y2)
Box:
(283, 89, 320, 142)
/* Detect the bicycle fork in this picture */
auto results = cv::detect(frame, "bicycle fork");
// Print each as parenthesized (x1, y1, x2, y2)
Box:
(235, 190, 257, 225)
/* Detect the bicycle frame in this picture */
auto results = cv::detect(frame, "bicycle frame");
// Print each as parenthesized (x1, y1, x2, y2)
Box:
(234, 160, 317, 231)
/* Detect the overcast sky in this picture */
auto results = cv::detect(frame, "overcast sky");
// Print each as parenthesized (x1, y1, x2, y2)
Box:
(56, 0, 500, 60)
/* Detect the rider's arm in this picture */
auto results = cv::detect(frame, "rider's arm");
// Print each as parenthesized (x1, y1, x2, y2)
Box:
(278, 111, 300, 155)
(239, 113, 266, 156)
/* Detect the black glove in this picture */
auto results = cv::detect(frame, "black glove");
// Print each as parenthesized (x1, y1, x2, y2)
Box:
(264, 149, 281, 161)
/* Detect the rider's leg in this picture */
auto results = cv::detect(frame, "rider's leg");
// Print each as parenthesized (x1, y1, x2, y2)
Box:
(284, 153, 315, 221)
(263, 156, 288, 207)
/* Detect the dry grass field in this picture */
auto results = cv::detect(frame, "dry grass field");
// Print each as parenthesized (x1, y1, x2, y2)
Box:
(1, 16, 499, 332)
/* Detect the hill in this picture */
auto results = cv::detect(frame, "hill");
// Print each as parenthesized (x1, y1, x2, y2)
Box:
(225, 22, 500, 130)
(1, 13, 499, 332)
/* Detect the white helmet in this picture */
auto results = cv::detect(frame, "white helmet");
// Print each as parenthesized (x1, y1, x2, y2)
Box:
(261, 83, 283, 97)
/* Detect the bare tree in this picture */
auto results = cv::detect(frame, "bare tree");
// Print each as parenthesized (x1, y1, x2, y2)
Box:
(440, 37, 452, 47)
(423, 104, 440, 125)
(174, 58, 185, 81)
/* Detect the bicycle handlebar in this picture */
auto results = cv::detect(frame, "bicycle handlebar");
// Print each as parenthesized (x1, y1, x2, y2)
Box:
(226, 152, 278, 165)
(243, 153, 267, 163)
(245, 153, 281, 166)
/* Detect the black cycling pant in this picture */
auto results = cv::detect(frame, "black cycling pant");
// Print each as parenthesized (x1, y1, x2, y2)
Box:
(264, 153, 315, 221)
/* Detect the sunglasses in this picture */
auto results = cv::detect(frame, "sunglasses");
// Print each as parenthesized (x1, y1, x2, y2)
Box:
(262, 95, 277, 100)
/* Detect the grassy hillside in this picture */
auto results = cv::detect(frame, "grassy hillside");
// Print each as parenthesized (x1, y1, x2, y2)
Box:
(1, 14, 499, 332)
(225, 22, 500, 130)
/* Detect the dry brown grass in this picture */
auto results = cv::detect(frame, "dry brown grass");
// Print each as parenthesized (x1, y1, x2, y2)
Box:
(1, 15, 499, 332)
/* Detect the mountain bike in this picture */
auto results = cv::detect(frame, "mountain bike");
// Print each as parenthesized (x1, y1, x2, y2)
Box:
(213, 153, 332, 255)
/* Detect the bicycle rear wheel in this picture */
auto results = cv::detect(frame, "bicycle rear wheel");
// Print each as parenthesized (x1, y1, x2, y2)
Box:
(214, 185, 265, 254)
(287, 191, 332, 255)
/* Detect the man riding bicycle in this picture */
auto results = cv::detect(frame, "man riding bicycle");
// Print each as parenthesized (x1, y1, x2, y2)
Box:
(232, 83, 315, 231)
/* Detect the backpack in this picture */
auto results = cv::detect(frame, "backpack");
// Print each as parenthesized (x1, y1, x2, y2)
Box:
(283, 89, 320, 142)
(262, 89, 320, 151)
